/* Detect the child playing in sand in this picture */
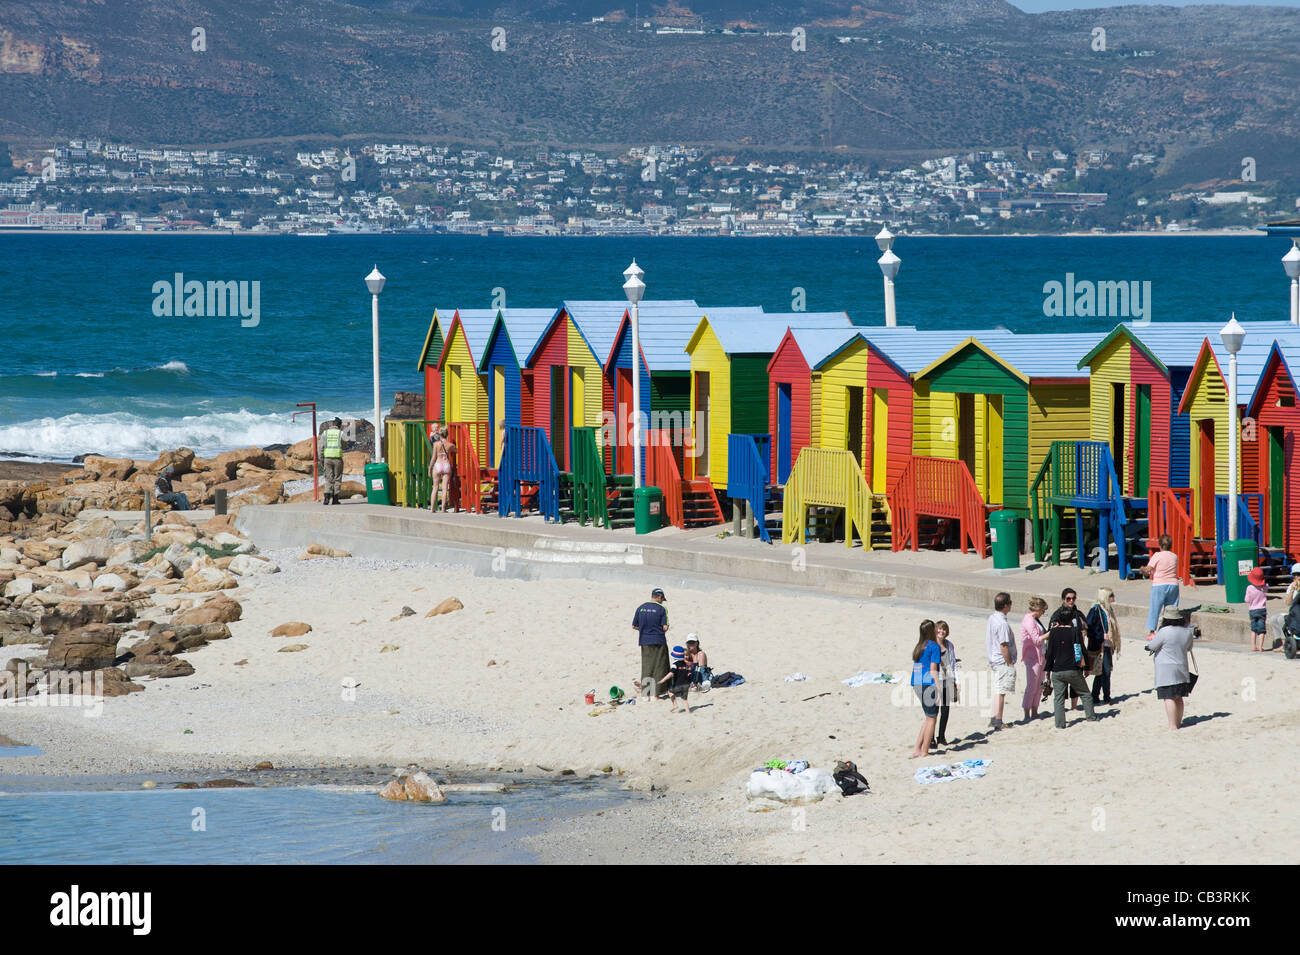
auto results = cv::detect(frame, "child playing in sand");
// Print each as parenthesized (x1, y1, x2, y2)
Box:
(1246, 566, 1270, 652)
(658, 646, 694, 714)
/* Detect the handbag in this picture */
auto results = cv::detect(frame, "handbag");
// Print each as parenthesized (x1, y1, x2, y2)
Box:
(1187, 648, 1198, 694)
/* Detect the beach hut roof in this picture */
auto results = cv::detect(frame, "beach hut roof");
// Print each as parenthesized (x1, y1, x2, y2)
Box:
(415, 307, 453, 370)
(1078, 322, 1300, 374)
(558, 300, 631, 366)
(1246, 339, 1300, 417)
(914, 332, 1098, 382)
(690, 309, 851, 355)
(1180, 327, 1300, 410)
(476, 308, 556, 373)
(436, 308, 504, 369)
(606, 300, 704, 373)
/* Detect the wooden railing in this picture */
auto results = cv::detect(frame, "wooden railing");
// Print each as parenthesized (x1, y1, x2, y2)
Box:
(445, 420, 490, 513)
(887, 455, 988, 557)
(647, 429, 684, 530)
(498, 424, 559, 522)
(572, 426, 610, 529)
(1215, 492, 1264, 583)
(727, 434, 772, 542)
(1147, 487, 1193, 585)
(1031, 440, 1129, 577)
(781, 447, 878, 549)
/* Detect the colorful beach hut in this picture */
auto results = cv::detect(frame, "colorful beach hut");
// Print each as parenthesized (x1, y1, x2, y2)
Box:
(436, 309, 502, 466)
(685, 310, 852, 490)
(1247, 338, 1300, 559)
(478, 308, 555, 466)
(415, 309, 450, 423)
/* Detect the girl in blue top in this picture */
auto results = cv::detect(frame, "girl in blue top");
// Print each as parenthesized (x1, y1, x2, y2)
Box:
(910, 619, 943, 758)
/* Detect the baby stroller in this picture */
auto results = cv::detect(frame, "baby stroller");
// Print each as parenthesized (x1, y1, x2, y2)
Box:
(1284, 600, 1300, 660)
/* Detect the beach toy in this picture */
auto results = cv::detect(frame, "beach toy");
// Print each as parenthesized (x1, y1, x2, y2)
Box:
(584, 691, 596, 705)
(609, 686, 625, 700)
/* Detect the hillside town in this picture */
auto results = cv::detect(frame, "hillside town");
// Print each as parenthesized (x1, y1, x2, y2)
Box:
(0, 138, 1287, 236)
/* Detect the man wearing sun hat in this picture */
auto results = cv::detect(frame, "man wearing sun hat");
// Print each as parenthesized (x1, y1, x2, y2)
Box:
(1268, 563, 1300, 651)
(632, 588, 670, 700)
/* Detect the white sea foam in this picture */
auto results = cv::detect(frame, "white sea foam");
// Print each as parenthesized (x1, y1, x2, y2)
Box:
(0, 408, 365, 461)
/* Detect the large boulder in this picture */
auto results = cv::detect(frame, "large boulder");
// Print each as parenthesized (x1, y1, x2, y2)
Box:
(0, 546, 23, 565)
(22, 539, 68, 564)
(162, 542, 199, 574)
(208, 448, 273, 481)
(38, 598, 134, 634)
(287, 437, 315, 460)
(124, 657, 195, 679)
(109, 540, 156, 567)
(81, 456, 136, 481)
(3, 577, 34, 598)
(229, 554, 278, 577)
(35, 482, 146, 517)
(46, 624, 121, 670)
(61, 538, 117, 570)
(171, 594, 242, 626)
(342, 451, 369, 474)
(227, 481, 284, 507)
(144, 448, 195, 476)
(97, 666, 145, 696)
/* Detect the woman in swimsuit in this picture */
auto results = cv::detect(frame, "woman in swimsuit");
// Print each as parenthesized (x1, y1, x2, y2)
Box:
(429, 427, 455, 512)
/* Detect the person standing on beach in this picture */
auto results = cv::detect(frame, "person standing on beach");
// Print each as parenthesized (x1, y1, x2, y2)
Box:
(910, 620, 942, 757)
(1147, 605, 1197, 731)
(1085, 587, 1121, 704)
(1056, 588, 1089, 710)
(632, 588, 669, 701)
(428, 427, 455, 513)
(320, 416, 344, 506)
(1043, 606, 1098, 729)
(1246, 567, 1270, 653)
(986, 592, 1016, 731)
(934, 620, 959, 747)
(1141, 534, 1183, 640)
(1020, 596, 1048, 721)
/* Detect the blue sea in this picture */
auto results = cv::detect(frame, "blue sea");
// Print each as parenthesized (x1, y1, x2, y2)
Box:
(0, 233, 1292, 460)
(0, 775, 631, 864)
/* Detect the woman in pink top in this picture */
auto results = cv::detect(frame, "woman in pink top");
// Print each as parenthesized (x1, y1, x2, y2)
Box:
(1141, 534, 1182, 639)
(1020, 596, 1049, 721)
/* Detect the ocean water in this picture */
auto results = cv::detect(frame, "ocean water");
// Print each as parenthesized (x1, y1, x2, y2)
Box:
(0, 776, 631, 864)
(0, 233, 1292, 460)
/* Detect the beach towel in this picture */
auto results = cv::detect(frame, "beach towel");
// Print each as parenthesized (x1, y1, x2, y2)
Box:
(841, 670, 898, 687)
(710, 671, 745, 688)
(914, 759, 992, 785)
(783, 672, 808, 682)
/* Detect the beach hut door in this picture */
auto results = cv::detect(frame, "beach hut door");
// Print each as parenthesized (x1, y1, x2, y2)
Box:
(493, 367, 506, 467)
(1197, 419, 1215, 538)
(846, 386, 864, 468)
(958, 393, 976, 477)
(617, 367, 633, 475)
(550, 366, 566, 468)
(695, 372, 710, 477)
(1111, 383, 1126, 491)
(777, 383, 792, 484)
(986, 395, 1004, 505)
(871, 388, 888, 491)
(449, 365, 463, 421)
(1269, 426, 1285, 548)
(1135, 384, 1151, 497)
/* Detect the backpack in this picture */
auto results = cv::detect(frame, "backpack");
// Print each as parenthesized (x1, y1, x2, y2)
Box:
(709, 671, 744, 688)
(833, 760, 870, 796)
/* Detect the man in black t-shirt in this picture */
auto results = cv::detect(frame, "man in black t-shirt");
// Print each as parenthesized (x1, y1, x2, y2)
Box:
(632, 588, 669, 700)
(1043, 608, 1097, 729)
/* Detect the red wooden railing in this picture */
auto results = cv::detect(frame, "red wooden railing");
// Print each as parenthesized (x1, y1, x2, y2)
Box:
(647, 429, 684, 529)
(1147, 486, 1193, 586)
(446, 420, 490, 513)
(887, 456, 988, 558)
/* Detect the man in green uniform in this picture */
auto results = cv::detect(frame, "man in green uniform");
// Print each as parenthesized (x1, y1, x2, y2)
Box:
(320, 417, 344, 505)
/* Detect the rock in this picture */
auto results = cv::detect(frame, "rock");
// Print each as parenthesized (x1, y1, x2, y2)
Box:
(426, 597, 463, 617)
(109, 540, 156, 566)
(380, 644, 399, 653)
(229, 554, 278, 577)
(46, 624, 120, 670)
(208, 448, 273, 481)
(57, 568, 94, 590)
(35, 481, 146, 516)
(90, 573, 128, 592)
(304, 542, 350, 559)
(378, 779, 407, 801)
(68, 516, 126, 540)
(144, 448, 195, 476)
(250, 761, 274, 771)
(22, 540, 68, 564)
(3, 577, 34, 598)
(0, 546, 22, 565)
(270, 621, 311, 638)
(162, 542, 198, 574)
(0, 609, 36, 630)
(181, 568, 237, 593)
(138, 554, 177, 580)
(403, 771, 446, 803)
(278, 643, 309, 652)
(212, 531, 253, 552)
(61, 538, 116, 570)
(171, 594, 242, 626)
(38, 598, 134, 634)
(226, 480, 283, 507)
(342, 450, 369, 474)
(97, 666, 144, 696)
(81, 456, 136, 481)
(125, 658, 195, 678)
(197, 514, 237, 537)
(201, 778, 253, 788)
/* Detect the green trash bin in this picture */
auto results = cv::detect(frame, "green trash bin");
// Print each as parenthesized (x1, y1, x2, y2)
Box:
(364, 461, 392, 506)
(1221, 539, 1258, 604)
(633, 486, 663, 534)
(990, 509, 1021, 570)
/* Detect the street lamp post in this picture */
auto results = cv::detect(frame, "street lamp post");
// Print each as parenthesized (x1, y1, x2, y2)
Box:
(623, 260, 646, 488)
(365, 265, 386, 462)
(875, 226, 900, 327)
(1220, 315, 1246, 543)
(1283, 243, 1300, 326)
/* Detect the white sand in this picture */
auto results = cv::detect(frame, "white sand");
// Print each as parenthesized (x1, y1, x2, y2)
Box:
(4, 552, 1296, 864)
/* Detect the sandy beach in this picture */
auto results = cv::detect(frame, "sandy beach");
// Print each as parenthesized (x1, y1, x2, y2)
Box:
(3, 535, 1296, 865)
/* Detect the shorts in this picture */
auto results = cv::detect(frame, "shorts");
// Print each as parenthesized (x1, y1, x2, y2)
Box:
(1157, 682, 1192, 700)
(991, 661, 1017, 695)
(1249, 608, 1267, 634)
(670, 681, 691, 699)
(913, 683, 939, 718)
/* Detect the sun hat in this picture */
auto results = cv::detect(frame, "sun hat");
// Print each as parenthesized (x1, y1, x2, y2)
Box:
(670, 645, 685, 659)
(1290, 563, 1300, 576)
(686, 632, 699, 642)
(1159, 605, 1188, 624)
(1248, 566, 1267, 587)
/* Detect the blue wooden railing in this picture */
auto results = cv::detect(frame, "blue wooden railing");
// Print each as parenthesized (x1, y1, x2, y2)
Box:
(498, 425, 560, 522)
(1214, 493, 1263, 583)
(1032, 440, 1132, 578)
(727, 433, 772, 543)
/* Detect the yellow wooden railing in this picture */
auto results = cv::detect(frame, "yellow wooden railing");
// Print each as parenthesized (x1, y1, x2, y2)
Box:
(781, 448, 884, 549)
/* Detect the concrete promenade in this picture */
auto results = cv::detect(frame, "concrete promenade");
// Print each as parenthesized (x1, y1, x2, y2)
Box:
(233, 500, 1262, 647)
